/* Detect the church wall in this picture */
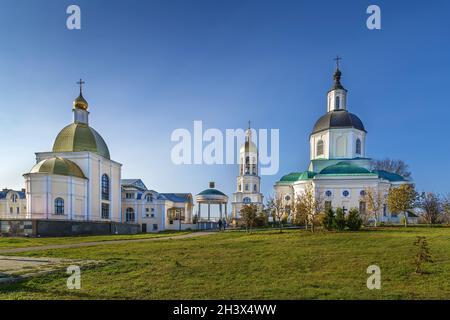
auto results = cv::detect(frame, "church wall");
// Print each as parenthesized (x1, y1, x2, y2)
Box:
(23, 174, 87, 220)
(36, 151, 122, 222)
(328, 128, 366, 159)
(310, 131, 330, 160)
(315, 178, 379, 211)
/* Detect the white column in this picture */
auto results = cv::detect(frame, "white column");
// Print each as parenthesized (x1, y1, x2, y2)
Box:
(208, 202, 211, 221)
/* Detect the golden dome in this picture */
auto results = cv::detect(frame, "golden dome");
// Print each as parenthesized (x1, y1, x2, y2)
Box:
(53, 123, 111, 159)
(29, 157, 86, 179)
(240, 140, 257, 153)
(73, 93, 88, 111)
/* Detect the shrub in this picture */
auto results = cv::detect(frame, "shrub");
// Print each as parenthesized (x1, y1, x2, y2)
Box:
(346, 208, 363, 231)
(414, 236, 433, 274)
(334, 208, 346, 231)
(322, 207, 335, 231)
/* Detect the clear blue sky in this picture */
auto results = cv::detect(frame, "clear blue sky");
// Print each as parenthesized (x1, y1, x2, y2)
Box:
(1, 0, 450, 205)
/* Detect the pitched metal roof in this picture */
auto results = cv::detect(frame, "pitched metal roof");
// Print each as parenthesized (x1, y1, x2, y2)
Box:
(158, 193, 192, 203)
(279, 171, 317, 182)
(0, 190, 26, 200)
(373, 170, 407, 182)
(121, 179, 148, 191)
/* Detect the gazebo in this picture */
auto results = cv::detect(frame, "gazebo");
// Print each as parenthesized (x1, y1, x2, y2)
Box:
(195, 182, 228, 226)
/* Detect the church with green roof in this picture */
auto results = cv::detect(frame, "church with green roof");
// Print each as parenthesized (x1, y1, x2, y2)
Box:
(274, 63, 411, 223)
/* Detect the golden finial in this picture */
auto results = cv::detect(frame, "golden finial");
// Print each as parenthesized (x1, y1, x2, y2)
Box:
(73, 79, 88, 111)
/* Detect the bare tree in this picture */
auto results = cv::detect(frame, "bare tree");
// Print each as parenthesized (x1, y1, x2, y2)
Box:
(364, 187, 384, 227)
(443, 194, 450, 224)
(266, 194, 287, 233)
(370, 158, 411, 179)
(418, 192, 443, 225)
(295, 182, 323, 233)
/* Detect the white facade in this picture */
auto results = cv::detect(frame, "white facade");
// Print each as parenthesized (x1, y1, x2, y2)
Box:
(232, 126, 264, 220)
(275, 66, 412, 224)
(121, 179, 194, 232)
(0, 189, 27, 218)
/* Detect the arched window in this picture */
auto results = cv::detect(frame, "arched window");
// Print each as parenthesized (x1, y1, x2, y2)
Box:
(126, 208, 135, 222)
(10, 194, 18, 203)
(356, 139, 362, 155)
(316, 140, 324, 156)
(335, 96, 340, 109)
(253, 184, 257, 192)
(243, 197, 251, 204)
(55, 198, 64, 215)
(146, 194, 153, 202)
(102, 174, 110, 200)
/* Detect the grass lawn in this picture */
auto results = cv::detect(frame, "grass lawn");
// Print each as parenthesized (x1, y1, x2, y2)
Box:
(0, 227, 449, 299)
(0, 231, 191, 249)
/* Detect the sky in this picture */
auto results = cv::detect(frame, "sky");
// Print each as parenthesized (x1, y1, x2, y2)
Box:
(1, 0, 450, 210)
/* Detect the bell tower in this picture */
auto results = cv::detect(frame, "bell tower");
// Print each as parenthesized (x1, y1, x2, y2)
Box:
(231, 122, 264, 223)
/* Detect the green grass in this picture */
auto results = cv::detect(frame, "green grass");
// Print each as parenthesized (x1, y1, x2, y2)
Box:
(0, 231, 191, 249)
(1, 227, 450, 299)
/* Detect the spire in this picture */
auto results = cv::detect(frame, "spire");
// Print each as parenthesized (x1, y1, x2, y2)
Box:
(245, 120, 252, 142)
(73, 78, 89, 111)
(331, 56, 345, 91)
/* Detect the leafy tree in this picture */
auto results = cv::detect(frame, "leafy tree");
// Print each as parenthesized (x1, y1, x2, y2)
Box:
(294, 182, 323, 232)
(255, 209, 269, 227)
(322, 207, 335, 231)
(292, 196, 307, 227)
(240, 204, 258, 233)
(364, 187, 384, 227)
(414, 236, 433, 274)
(418, 192, 443, 225)
(346, 208, 363, 231)
(387, 184, 418, 227)
(333, 207, 346, 231)
(370, 158, 411, 179)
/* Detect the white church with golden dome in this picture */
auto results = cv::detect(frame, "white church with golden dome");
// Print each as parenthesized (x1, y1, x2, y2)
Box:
(24, 81, 123, 222)
(0, 81, 194, 236)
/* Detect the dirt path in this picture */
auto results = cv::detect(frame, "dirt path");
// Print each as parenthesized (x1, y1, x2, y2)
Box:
(0, 232, 215, 254)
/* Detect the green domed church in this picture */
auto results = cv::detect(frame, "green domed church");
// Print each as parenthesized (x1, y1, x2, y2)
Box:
(274, 63, 411, 224)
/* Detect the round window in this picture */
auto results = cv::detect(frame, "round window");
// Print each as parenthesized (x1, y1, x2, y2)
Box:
(342, 190, 350, 197)
(285, 195, 291, 201)
(325, 190, 332, 197)
(360, 190, 366, 196)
